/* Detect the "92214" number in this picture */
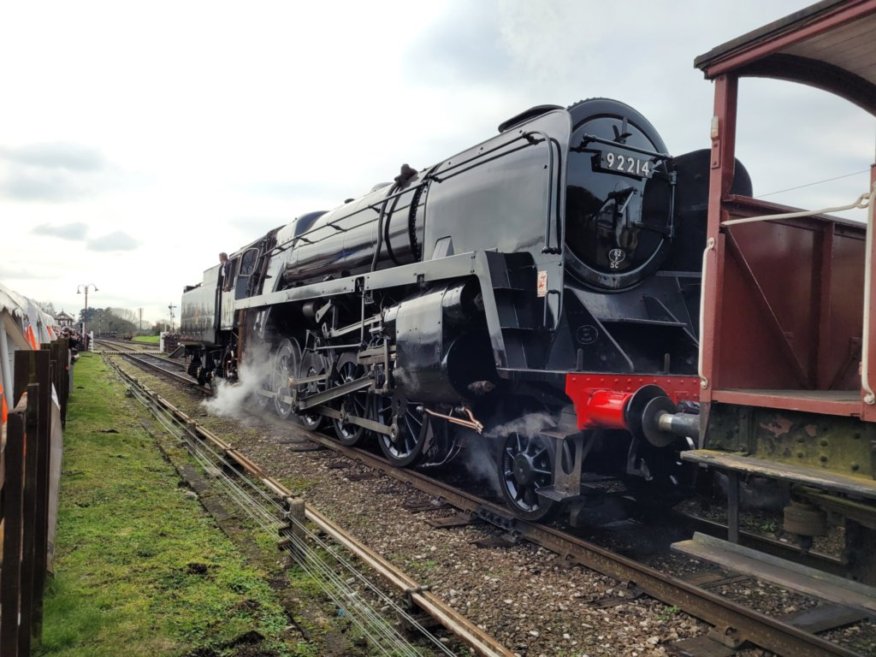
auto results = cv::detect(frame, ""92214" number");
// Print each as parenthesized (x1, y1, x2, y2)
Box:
(597, 151, 652, 178)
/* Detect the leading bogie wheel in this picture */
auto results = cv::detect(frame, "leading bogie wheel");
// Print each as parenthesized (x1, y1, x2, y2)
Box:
(498, 432, 557, 521)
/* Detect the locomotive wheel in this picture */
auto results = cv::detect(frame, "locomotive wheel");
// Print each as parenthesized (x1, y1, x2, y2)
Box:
(271, 339, 300, 419)
(377, 399, 428, 467)
(331, 353, 368, 446)
(498, 432, 557, 521)
(297, 351, 327, 431)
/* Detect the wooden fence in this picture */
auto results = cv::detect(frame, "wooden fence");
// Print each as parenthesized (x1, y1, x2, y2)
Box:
(0, 340, 70, 656)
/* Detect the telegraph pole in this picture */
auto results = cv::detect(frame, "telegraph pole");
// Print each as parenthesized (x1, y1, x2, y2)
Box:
(76, 283, 99, 344)
(168, 304, 177, 332)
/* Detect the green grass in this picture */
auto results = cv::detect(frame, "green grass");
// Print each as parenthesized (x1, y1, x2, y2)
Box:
(658, 605, 681, 621)
(131, 335, 160, 344)
(37, 353, 305, 657)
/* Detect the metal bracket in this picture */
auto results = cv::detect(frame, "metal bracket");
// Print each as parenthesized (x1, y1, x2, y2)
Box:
(706, 624, 744, 649)
(538, 432, 585, 502)
(404, 584, 432, 608)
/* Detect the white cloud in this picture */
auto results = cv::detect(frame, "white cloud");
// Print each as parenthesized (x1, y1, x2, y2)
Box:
(32, 221, 89, 240)
(86, 231, 139, 252)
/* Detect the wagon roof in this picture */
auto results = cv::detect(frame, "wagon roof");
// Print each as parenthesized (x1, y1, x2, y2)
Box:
(695, 0, 876, 115)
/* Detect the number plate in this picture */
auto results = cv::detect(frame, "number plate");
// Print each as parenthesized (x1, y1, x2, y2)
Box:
(595, 150, 653, 178)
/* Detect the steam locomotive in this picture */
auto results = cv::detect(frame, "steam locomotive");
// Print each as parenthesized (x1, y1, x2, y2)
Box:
(180, 98, 751, 520)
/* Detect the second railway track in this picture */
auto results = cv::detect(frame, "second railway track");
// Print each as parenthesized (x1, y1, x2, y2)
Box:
(94, 337, 160, 353)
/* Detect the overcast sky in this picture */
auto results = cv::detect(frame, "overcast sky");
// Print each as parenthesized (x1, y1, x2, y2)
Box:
(1, 0, 873, 327)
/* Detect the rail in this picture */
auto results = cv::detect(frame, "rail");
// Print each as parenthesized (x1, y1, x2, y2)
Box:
(117, 352, 211, 395)
(93, 337, 159, 353)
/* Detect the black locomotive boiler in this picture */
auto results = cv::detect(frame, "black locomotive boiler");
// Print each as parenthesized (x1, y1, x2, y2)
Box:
(180, 98, 750, 520)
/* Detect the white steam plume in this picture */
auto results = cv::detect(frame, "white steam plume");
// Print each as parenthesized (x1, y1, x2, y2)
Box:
(484, 412, 556, 439)
(201, 341, 275, 420)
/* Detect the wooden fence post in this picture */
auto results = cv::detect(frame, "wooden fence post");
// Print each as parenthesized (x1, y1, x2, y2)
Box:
(17, 383, 41, 655)
(36, 345, 57, 632)
(50, 339, 70, 425)
(0, 394, 28, 657)
(13, 349, 52, 650)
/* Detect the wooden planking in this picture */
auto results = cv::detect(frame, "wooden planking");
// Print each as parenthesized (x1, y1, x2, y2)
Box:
(784, 13, 876, 83)
(681, 450, 876, 499)
(673, 532, 876, 615)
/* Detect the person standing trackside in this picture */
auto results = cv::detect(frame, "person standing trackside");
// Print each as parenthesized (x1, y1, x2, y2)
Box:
(219, 252, 233, 292)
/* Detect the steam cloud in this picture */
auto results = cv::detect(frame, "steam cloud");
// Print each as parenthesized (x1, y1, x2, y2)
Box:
(201, 342, 275, 420)
(483, 412, 556, 439)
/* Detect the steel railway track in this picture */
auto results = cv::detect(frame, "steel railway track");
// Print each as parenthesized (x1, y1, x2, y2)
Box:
(93, 338, 159, 353)
(116, 352, 212, 395)
(112, 353, 868, 657)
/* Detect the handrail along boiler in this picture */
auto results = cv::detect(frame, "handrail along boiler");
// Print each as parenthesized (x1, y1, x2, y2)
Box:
(180, 98, 742, 520)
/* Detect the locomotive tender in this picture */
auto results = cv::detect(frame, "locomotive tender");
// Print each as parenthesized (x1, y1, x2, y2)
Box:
(181, 98, 747, 520)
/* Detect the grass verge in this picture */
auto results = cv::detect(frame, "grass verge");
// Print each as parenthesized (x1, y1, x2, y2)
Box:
(131, 335, 160, 344)
(37, 353, 309, 657)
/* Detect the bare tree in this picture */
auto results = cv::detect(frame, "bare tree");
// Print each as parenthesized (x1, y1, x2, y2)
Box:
(109, 307, 138, 324)
(37, 300, 57, 316)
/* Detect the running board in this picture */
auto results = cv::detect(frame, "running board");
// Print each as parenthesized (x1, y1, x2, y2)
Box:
(672, 532, 876, 616)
